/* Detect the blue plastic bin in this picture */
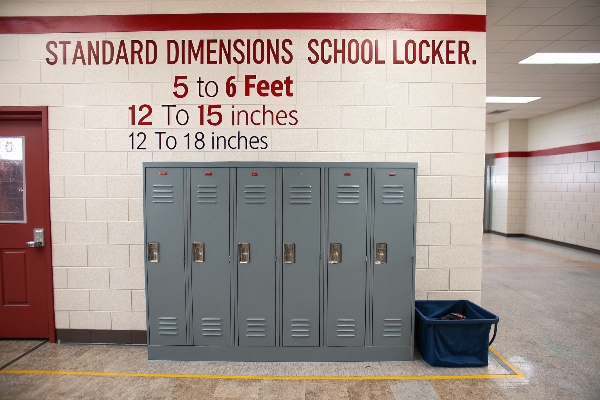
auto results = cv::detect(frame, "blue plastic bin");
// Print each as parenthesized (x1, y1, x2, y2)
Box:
(415, 300, 499, 367)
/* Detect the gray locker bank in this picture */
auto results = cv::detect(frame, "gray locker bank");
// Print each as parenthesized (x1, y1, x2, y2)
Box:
(143, 162, 417, 361)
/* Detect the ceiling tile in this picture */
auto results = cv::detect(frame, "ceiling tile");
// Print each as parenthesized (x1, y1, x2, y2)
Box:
(487, 25, 536, 41)
(540, 40, 594, 51)
(561, 25, 600, 40)
(500, 64, 550, 74)
(500, 81, 547, 90)
(520, 0, 579, 6)
(556, 73, 600, 82)
(487, 82, 511, 90)
(487, 41, 512, 52)
(579, 65, 600, 74)
(518, 25, 579, 40)
(488, 0, 528, 7)
(578, 40, 600, 51)
(488, 52, 533, 64)
(497, 40, 553, 53)
(486, 0, 600, 123)
(572, 0, 600, 5)
(538, 64, 595, 73)
(571, 82, 600, 91)
(521, 73, 566, 82)
(487, 7, 517, 26)
(496, 7, 563, 25)
(536, 81, 583, 90)
(541, 6, 600, 25)
(488, 73, 528, 83)
(486, 63, 514, 73)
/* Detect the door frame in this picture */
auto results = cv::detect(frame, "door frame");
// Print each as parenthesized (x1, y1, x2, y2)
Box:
(0, 106, 55, 342)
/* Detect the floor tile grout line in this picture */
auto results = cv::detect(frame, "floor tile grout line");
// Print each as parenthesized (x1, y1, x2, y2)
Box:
(0, 340, 48, 371)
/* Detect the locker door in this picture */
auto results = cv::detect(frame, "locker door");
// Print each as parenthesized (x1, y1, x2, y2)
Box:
(190, 168, 231, 346)
(327, 168, 367, 347)
(372, 168, 415, 347)
(282, 168, 320, 347)
(145, 168, 186, 345)
(237, 168, 276, 347)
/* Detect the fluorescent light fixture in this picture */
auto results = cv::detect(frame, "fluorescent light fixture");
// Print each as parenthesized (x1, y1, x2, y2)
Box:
(486, 96, 540, 104)
(519, 53, 600, 64)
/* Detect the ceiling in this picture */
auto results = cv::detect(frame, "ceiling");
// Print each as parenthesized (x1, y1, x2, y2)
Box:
(486, 0, 600, 124)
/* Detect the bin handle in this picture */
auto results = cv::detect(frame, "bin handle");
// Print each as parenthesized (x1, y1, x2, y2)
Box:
(489, 323, 497, 346)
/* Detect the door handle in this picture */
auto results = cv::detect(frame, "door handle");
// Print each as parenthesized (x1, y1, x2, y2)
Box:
(193, 242, 205, 263)
(284, 243, 295, 264)
(148, 242, 159, 262)
(26, 228, 44, 247)
(329, 243, 342, 264)
(238, 243, 250, 263)
(375, 243, 387, 264)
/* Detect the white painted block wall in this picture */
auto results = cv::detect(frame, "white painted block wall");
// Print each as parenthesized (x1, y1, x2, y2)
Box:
(0, 0, 486, 331)
(488, 99, 600, 249)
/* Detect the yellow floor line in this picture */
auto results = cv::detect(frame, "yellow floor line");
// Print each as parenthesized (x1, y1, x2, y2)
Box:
(0, 347, 525, 381)
(0, 369, 523, 381)
(489, 347, 525, 379)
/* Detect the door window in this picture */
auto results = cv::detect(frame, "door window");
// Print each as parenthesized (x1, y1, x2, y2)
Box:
(0, 137, 26, 223)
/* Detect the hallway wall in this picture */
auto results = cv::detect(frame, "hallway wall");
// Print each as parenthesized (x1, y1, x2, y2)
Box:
(0, 0, 487, 333)
(487, 99, 600, 250)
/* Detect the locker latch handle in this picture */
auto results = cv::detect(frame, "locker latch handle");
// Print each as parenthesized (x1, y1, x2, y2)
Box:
(284, 243, 295, 264)
(193, 242, 204, 263)
(329, 243, 342, 264)
(238, 243, 250, 263)
(148, 242, 159, 262)
(375, 243, 387, 264)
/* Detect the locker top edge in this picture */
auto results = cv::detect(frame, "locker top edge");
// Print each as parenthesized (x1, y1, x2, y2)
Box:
(142, 162, 418, 170)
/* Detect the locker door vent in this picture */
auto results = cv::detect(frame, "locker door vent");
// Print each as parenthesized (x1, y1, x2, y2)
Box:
(246, 318, 266, 337)
(290, 318, 311, 338)
(201, 317, 223, 336)
(158, 317, 178, 335)
(152, 184, 174, 204)
(289, 185, 312, 205)
(336, 319, 356, 338)
(197, 185, 217, 204)
(382, 185, 404, 204)
(383, 318, 402, 337)
(244, 185, 267, 205)
(336, 185, 360, 204)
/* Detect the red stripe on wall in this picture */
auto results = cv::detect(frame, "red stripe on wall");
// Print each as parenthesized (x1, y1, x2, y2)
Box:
(0, 13, 486, 34)
(494, 142, 600, 158)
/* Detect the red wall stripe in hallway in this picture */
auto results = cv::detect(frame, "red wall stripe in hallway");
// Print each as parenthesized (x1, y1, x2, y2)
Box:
(0, 13, 486, 34)
(494, 141, 600, 159)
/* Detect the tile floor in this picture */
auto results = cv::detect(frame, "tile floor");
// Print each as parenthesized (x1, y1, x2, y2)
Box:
(1, 234, 599, 399)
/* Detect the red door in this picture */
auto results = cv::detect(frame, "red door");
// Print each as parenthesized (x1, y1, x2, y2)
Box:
(0, 107, 55, 340)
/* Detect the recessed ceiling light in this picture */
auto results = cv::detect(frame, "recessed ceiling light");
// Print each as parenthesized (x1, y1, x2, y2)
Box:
(519, 53, 600, 64)
(486, 97, 540, 104)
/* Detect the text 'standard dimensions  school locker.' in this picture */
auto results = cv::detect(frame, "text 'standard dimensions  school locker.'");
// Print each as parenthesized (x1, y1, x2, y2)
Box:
(143, 162, 417, 361)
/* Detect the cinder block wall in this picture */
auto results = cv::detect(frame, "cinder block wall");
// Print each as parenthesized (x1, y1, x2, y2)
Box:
(0, 0, 487, 332)
(487, 99, 600, 250)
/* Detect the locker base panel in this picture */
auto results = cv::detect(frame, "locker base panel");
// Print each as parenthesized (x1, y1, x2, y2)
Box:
(147, 345, 413, 362)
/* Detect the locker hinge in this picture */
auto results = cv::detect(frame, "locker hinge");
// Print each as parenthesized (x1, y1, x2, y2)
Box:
(365, 256, 368, 263)
(412, 256, 415, 265)
(228, 256, 231, 263)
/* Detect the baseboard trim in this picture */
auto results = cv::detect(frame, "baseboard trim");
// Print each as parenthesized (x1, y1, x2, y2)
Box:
(56, 329, 147, 345)
(487, 232, 600, 255)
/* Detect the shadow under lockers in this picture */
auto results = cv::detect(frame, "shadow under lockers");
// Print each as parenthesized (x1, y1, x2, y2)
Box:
(143, 162, 416, 361)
